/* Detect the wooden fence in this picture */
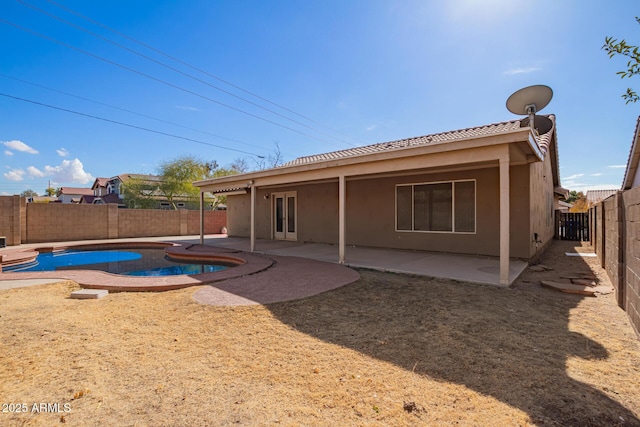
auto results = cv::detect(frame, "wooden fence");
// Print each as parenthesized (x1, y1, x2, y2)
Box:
(555, 211, 589, 241)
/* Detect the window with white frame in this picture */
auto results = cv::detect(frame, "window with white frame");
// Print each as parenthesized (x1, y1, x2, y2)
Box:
(396, 180, 476, 233)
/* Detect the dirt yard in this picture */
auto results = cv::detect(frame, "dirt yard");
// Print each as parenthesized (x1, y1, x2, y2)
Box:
(1, 241, 639, 426)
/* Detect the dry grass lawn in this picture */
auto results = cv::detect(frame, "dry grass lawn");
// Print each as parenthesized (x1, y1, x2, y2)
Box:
(1, 241, 639, 426)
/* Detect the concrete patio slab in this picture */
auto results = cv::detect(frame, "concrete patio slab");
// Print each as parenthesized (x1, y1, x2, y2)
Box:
(206, 237, 528, 286)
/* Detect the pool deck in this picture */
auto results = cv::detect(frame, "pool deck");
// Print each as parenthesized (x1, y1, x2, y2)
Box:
(0, 239, 274, 292)
(0, 235, 362, 304)
(0, 234, 527, 305)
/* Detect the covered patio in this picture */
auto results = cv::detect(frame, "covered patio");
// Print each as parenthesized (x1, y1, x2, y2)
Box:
(194, 116, 563, 287)
(204, 236, 528, 286)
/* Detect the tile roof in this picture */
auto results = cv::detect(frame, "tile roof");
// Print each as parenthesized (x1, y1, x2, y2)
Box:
(586, 189, 618, 203)
(282, 115, 555, 167)
(92, 177, 109, 188)
(58, 187, 94, 196)
(110, 173, 162, 183)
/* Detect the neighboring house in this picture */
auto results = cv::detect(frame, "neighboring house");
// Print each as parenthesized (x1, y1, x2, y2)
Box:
(586, 189, 618, 205)
(557, 200, 572, 212)
(92, 173, 199, 209)
(194, 115, 564, 285)
(56, 187, 94, 204)
(79, 192, 124, 206)
(623, 115, 640, 190)
(91, 177, 109, 196)
(106, 174, 162, 200)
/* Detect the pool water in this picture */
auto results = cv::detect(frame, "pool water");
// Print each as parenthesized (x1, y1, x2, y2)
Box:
(4, 249, 228, 276)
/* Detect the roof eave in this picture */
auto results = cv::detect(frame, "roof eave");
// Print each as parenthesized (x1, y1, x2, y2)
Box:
(622, 116, 640, 190)
(194, 127, 533, 191)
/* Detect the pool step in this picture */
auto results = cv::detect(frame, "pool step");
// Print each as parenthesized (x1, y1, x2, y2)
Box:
(71, 289, 109, 299)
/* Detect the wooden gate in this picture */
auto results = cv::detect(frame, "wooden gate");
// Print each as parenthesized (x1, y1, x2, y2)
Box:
(555, 211, 589, 241)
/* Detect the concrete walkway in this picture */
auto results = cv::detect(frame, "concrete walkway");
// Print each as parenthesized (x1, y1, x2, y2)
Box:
(205, 236, 528, 286)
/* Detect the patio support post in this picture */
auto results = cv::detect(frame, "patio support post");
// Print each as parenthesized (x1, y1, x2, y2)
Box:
(199, 191, 204, 246)
(339, 174, 346, 264)
(499, 156, 510, 285)
(250, 183, 256, 252)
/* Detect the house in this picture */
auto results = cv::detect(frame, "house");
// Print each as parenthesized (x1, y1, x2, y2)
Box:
(91, 177, 110, 197)
(56, 187, 94, 204)
(106, 174, 162, 201)
(79, 192, 124, 206)
(557, 200, 572, 212)
(194, 115, 564, 285)
(86, 173, 201, 209)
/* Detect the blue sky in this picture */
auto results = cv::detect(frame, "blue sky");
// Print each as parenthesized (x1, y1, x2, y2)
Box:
(1, 0, 638, 195)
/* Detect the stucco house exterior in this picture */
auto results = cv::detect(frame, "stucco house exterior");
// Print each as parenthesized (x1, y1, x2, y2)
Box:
(194, 115, 564, 285)
(623, 115, 640, 190)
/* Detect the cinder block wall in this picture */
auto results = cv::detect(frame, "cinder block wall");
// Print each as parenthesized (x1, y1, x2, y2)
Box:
(186, 210, 226, 235)
(623, 188, 640, 338)
(0, 202, 227, 244)
(594, 204, 604, 264)
(604, 196, 621, 298)
(0, 196, 25, 246)
(118, 209, 181, 237)
(26, 203, 110, 243)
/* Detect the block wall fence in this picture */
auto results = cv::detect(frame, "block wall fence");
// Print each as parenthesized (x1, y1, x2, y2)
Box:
(591, 186, 640, 340)
(0, 196, 226, 245)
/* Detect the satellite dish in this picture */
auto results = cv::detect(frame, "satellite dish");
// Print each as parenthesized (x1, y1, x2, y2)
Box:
(519, 115, 553, 135)
(506, 84, 553, 135)
(506, 85, 553, 115)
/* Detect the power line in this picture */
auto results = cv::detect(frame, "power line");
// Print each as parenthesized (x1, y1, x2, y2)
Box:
(0, 73, 270, 153)
(0, 92, 266, 158)
(0, 18, 345, 149)
(43, 0, 369, 147)
(17, 0, 359, 148)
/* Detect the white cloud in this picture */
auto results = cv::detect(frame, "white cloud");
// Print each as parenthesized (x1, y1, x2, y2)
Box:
(42, 158, 94, 184)
(591, 173, 603, 177)
(3, 168, 25, 181)
(567, 183, 621, 193)
(56, 147, 70, 157)
(2, 140, 38, 154)
(564, 173, 584, 180)
(366, 124, 377, 131)
(27, 166, 45, 178)
(176, 105, 199, 111)
(504, 67, 541, 75)
(4, 150, 13, 156)
(608, 164, 627, 169)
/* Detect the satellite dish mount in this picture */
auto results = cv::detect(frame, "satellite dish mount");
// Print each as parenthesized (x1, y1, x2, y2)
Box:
(506, 85, 553, 135)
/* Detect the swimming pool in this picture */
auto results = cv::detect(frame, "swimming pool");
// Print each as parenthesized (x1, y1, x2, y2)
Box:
(3, 248, 229, 276)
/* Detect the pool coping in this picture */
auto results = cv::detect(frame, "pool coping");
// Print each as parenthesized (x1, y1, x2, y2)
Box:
(0, 241, 274, 292)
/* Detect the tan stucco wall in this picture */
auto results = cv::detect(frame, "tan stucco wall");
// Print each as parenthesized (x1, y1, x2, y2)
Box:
(528, 153, 556, 259)
(226, 183, 338, 243)
(227, 165, 535, 259)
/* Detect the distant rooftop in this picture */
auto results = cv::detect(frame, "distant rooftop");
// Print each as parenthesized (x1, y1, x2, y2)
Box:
(57, 187, 93, 196)
(586, 189, 618, 204)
